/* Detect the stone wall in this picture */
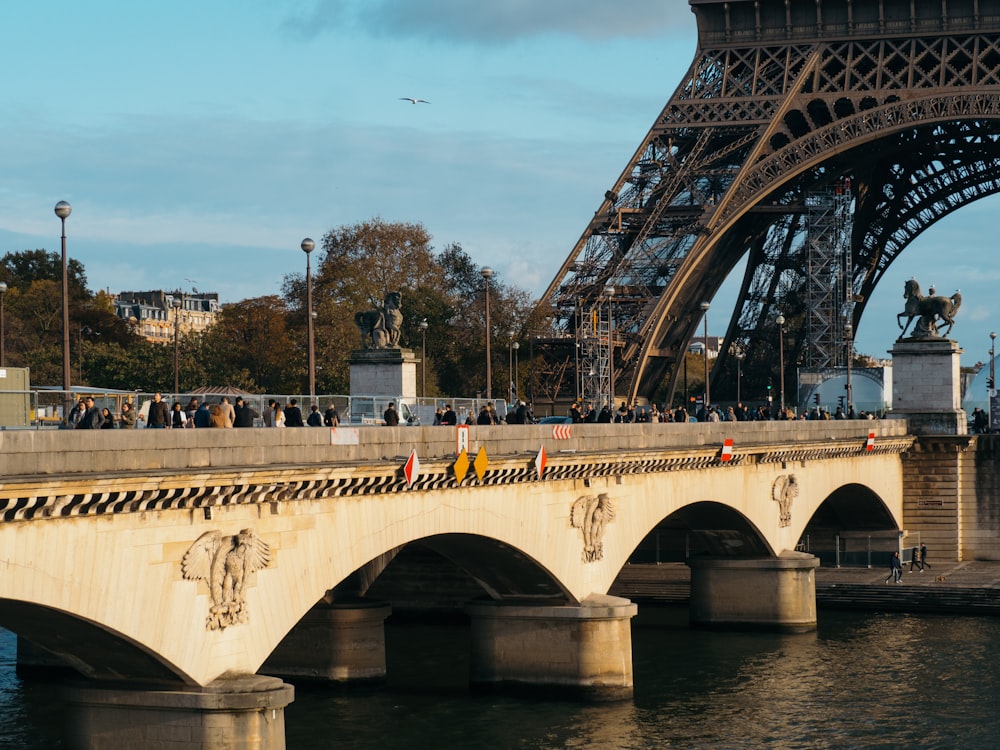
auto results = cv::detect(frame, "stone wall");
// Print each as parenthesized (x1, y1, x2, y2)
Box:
(0, 420, 911, 478)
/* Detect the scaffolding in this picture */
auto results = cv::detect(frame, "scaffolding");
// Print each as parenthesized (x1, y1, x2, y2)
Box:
(579, 301, 611, 409)
(804, 182, 854, 367)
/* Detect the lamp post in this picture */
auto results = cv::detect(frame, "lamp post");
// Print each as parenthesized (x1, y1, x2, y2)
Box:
(605, 285, 615, 410)
(172, 297, 182, 396)
(735, 351, 745, 405)
(699, 301, 711, 409)
(419, 318, 428, 398)
(776, 314, 786, 417)
(512, 341, 520, 402)
(844, 323, 854, 414)
(54, 201, 72, 420)
(481, 266, 494, 400)
(301, 238, 316, 402)
(508, 330, 516, 405)
(0, 281, 7, 367)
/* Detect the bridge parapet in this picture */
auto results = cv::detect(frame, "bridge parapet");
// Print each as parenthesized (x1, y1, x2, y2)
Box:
(0, 420, 911, 480)
(0, 422, 913, 524)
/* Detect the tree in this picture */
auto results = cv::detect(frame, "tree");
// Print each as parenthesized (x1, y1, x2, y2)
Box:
(199, 296, 291, 392)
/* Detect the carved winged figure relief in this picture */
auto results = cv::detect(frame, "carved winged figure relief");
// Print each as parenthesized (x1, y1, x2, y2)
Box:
(772, 475, 799, 528)
(182, 528, 272, 630)
(570, 493, 615, 563)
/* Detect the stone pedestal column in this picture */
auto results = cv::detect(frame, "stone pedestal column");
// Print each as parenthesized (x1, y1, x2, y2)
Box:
(262, 600, 392, 685)
(466, 595, 637, 701)
(64, 674, 294, 750)
(349, 349, 418, 400)
(688, 554, 820, 632)
(887, 338, 967, 435)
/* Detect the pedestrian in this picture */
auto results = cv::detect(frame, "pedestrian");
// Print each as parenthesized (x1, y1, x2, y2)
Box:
(383, 402, 399, 426)
(284, 399, 304, 427)
(147, 392, 170, 429)
(273, 403, 286, 428)
(920, 543, 931, 570)
(119, 401, 137, 429)
(233, 396, 256, 428)
(208, 404, 229, 428)
(193, 402, 211, 428)
(100, 407, 116, 429)
(306, 404, 323, 426)
(171, 402, 186, 429)
(440, 404, 458, 426)
(885, 551, 903, 584)
(323, 403, 340, 427)
(909, 546, 921, 572)
(76, 397, 104, 429)
(262, 399, 276, 428)
(67, 397, 86, 428)
(218, 396, 236, 428)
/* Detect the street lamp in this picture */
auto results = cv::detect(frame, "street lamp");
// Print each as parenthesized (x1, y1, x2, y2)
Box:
(508, 330, 516, 405)
(990, 332, 997, 393)
(513, 341, 520, 403)
(0, 281, 7, 367)
(418, 318, 428, 398)
(54, 201, 72, 421)
(301, 238, 316, 401)
(735, 351, 745, 405)
(173, 297, 182, 396)
(844, 323, 854, 414)
(776, 314, 786, 417)
(605, 285, 615, 410)
(700, 301, 711, 409)
(481, 266, 494, 400)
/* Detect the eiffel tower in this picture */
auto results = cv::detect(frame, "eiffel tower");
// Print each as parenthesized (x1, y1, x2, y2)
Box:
(536, 0, 1000, 411)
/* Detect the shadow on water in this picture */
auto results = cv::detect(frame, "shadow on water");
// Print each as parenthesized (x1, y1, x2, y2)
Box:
(3, 606, 1000, 749)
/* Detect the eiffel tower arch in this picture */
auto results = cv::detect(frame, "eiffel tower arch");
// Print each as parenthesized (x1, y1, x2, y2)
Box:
(536, 0, 1000, 412)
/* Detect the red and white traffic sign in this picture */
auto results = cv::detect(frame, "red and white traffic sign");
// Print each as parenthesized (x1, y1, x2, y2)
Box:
(720, 438, 734, 462)
(551, 424, 572, 440)
(404, 449, 421, 487)
(866, 432, 875, 452)
(535, 445, 547, 478)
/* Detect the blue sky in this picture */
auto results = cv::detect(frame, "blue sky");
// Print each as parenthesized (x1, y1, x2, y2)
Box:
(0, 0, 997, 371)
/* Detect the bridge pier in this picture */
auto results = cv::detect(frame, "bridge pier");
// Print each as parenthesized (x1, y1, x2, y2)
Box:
(688, 554, 820, 632)
(465, 595, 637, 701)
(63, 674, 294, 750)
(262, 600, 392, 684)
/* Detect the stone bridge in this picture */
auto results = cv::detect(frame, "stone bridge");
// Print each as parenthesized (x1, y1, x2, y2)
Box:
(0, 422, 920, 747)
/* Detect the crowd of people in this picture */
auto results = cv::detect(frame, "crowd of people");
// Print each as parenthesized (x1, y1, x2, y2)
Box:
(66, 391, 881, 430)
(67, 393, 345, 430)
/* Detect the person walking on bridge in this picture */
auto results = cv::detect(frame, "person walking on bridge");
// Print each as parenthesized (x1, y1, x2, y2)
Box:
(885, 551, 903, 584)
(909, 546, 922, 572)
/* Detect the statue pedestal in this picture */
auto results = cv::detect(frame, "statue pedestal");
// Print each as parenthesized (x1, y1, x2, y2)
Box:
(887, 338, 967, 435)
(349, 349, 418, 399)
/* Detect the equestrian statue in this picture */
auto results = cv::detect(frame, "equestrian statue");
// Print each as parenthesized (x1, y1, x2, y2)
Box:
(896, 279, 961, 339)
(355, 291, 403, 349)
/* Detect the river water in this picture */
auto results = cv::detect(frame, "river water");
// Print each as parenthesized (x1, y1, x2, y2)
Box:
(2, 606, 997, 749)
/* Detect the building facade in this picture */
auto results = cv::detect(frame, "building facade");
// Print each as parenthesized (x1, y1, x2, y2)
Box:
(114, 290, 220, 343)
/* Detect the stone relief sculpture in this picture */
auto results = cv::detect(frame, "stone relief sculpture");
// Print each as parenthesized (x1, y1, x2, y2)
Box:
(354, 291, 403, 349)
(772, 474, 798, 528)
(897, 279, 962, 339)
(570, 493, 615, 562)
(182, 528, 272, 631)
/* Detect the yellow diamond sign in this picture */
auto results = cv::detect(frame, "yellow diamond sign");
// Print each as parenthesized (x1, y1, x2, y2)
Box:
(474, 446, 489, 482)
(453, 449, 470, 485)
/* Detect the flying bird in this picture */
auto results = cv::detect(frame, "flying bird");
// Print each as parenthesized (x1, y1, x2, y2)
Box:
(399, 97, 430, 104)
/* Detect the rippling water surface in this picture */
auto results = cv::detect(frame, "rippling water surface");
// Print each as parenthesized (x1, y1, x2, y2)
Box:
(2, 607, 998, 749)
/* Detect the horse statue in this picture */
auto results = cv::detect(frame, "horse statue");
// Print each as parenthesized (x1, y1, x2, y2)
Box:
(896, 279, 962, 339)
(354, 291, 403, 349)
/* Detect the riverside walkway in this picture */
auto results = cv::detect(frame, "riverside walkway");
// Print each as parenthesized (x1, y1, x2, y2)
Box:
(612, 561, 1000, 616)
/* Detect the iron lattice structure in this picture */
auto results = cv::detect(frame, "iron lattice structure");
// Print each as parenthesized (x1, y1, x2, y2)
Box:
(536, 0, 1000, 409)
